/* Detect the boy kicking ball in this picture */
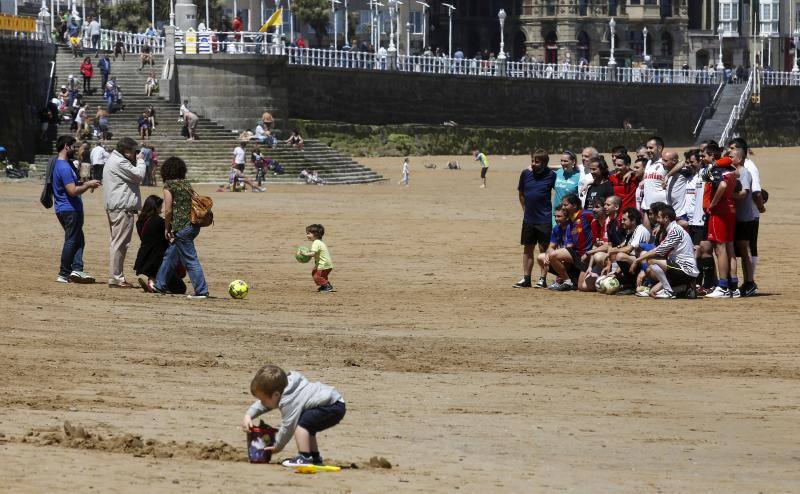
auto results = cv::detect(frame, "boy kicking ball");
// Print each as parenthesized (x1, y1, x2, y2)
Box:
(243, 364, 346, 467)
(304, 224, 334, 292)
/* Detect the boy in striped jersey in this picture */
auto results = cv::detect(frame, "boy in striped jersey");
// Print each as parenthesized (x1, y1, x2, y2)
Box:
(630, 205, 699, 299)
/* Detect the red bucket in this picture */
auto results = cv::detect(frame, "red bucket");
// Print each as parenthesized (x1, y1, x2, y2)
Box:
(247, 423, 277, 464)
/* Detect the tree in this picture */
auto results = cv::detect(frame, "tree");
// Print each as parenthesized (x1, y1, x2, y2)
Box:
(98, 0, 225, 33)
(292, 0, 329, 47)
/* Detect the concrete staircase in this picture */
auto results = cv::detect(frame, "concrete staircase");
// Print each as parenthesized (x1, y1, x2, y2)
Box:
(35, 45, 385, 184)
(694, 83, 743, 145)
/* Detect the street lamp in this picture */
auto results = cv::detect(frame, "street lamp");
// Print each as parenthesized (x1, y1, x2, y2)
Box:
(387, 0, 396, 53)
(716, 23, 724, 70)
(497, 9, 506, 60)
(416, 1, 428, 50)
(368, 0, 383, 48)
(406, 21, 411, 55)
(331, 0, 341, 50)
(169, 0, 175, 27)
(642, 26, 648, 63)
(442, 2, 455, 57)
(608, 17, 617, 68)
(344, 0, 349, 47)
(793, 29, 799, 73)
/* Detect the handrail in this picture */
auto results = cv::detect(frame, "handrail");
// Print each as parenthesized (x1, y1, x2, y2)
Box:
(719, 72, 753, 145)
(693, 80, 725, 137)
(759, 69, 800, 86)
(81, 29, 165, 55)
(45, 59, 55, 107)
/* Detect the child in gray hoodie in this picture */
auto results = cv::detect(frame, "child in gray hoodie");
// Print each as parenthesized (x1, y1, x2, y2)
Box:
(242, 364, 346, 467)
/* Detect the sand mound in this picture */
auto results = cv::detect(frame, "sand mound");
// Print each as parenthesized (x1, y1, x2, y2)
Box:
(19, 421, 244, 462)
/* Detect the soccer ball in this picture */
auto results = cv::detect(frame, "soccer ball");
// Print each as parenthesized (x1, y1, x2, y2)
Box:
(295, 246, 312, 263)
(599, 276, 621, 294)
(228, 279, 249, 299)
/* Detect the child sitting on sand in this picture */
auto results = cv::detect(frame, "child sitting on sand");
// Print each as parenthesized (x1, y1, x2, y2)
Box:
(242, 364, 346, 467)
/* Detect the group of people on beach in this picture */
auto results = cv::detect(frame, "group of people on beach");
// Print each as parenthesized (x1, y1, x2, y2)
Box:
(513, 136, 765, 299)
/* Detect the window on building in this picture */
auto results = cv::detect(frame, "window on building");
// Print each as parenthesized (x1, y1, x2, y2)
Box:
(629, 0, 641, 5)
(719, 0, 739, 36)
(759, 0, 779, 36)
(358, 11, 371, 34)
(608, 0, 618, 16)
(644, 0, 657, 5)
(577, 31, 590, 61)
(409, 10, 423, 34)
(661, 31, 673, 56)
(546, 0, 556, 16)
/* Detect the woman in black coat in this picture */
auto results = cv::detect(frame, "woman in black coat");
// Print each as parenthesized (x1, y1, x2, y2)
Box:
(135, 195, 187, 294)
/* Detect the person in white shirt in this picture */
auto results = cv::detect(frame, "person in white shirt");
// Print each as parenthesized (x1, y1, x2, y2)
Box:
(631, 204, 699, 299)
(90, 141, 109, 180)
(399, 158, 409, 186)
(663, 151, 691, 224)
(684, 148, 716, 293)
(233, 142, 247, 172)
(727, 137, 766, 279)
(87, 16, 101, 56)
(73, 102, 86, 139)
(638, 136, 667, 229)
(578, 146, 597, 205)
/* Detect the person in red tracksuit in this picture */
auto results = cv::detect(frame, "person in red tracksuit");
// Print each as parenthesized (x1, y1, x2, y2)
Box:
(702, 143, 739, 298)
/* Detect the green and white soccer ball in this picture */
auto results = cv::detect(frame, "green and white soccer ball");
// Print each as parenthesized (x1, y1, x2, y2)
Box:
(228, 279, 249, 299)
(600, 276, 621, 294)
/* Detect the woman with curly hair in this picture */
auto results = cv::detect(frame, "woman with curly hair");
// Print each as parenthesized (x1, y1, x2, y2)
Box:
(151, 157, 209, 298)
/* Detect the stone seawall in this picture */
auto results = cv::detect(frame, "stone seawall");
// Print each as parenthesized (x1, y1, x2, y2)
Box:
(739, 86, 800, 147)
(286, 66, 715, 146)
(291, 120, 655, 156)
(0, 38, 56, 163)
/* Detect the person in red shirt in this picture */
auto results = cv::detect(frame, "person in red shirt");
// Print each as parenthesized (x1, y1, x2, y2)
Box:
(702, 142, 738, 298)
(609, 153, 640, 212)
(296, 33, 306, 48)
(232, 14, 243, 41)
(80, 57, 94, 94)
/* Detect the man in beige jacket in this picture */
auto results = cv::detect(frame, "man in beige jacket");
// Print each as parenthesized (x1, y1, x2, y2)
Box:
(102, 137, 146, 288)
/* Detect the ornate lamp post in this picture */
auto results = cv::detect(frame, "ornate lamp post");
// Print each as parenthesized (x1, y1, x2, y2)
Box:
(497, 8, 507, 60)
(416, 1, 428, 50)
(608, 17, 617, 68)
(717, 23, 725, 70)
(442, 2, 455, 56)
(793, 29, 799, 73)
(387, 0, 396, 53)
(406, 20, 411, 55)
(37, 0, 52, 42)
(170, 0, 175, 27)
(642, 26, 648, 63)
(331, 0, 341, 50)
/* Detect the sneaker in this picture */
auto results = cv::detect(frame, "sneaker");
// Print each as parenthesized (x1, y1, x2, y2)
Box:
(730, 289, 741, 298)
(512, 277, 531, 288)
(319, 284, 334, 293)
(55, 275, 70, 283)
(705, 286, 730, 298)
(551, 280, 575, 292)
(187, 294, 208, 299)
(740, 282, 758, 297)
(533, 277, 547, 288)
(654, 289, 676, 299)
(635, 287, 650, 297)
(138, 276, 155, 293)
(69, 271, 95, 284)
(282, 454, 314, 467)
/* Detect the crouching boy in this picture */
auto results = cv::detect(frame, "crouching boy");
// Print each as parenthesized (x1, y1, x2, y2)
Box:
(242, 364, 346, 467)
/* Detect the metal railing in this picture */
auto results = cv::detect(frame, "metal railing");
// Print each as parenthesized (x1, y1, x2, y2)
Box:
(170, 33, 721, 85)
(81, 29, 165, 55)
(693, 80, 725, 138)
(719, 72, 754, 145)
(760, 69, 800, 86)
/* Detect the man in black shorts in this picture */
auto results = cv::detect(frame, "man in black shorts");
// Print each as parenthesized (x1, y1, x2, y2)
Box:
(514, 149, 557, 288)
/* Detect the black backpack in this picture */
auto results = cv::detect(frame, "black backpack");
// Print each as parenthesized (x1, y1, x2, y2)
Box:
(40, 156, 57, 208)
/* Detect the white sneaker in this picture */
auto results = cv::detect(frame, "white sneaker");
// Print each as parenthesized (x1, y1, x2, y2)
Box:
(730, 289, 741, 298)
(69, 271, 95, 284)
(635, 288, 650, 297)
(705, 286, 730, 298)
(186, 294, 208, 299)
(654, 289, 676, 299)
(55, 275, 70, 283)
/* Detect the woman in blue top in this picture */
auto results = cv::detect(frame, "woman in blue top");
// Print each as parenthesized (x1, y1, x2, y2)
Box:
(553, 150, 581, 226)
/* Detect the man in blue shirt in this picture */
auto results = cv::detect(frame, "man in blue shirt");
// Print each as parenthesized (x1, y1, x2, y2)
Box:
(52, 136, 101, 284)
(514, 149, 557, 288)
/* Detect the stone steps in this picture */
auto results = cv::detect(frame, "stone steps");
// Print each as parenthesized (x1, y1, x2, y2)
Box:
(41, 48, 384, 184)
